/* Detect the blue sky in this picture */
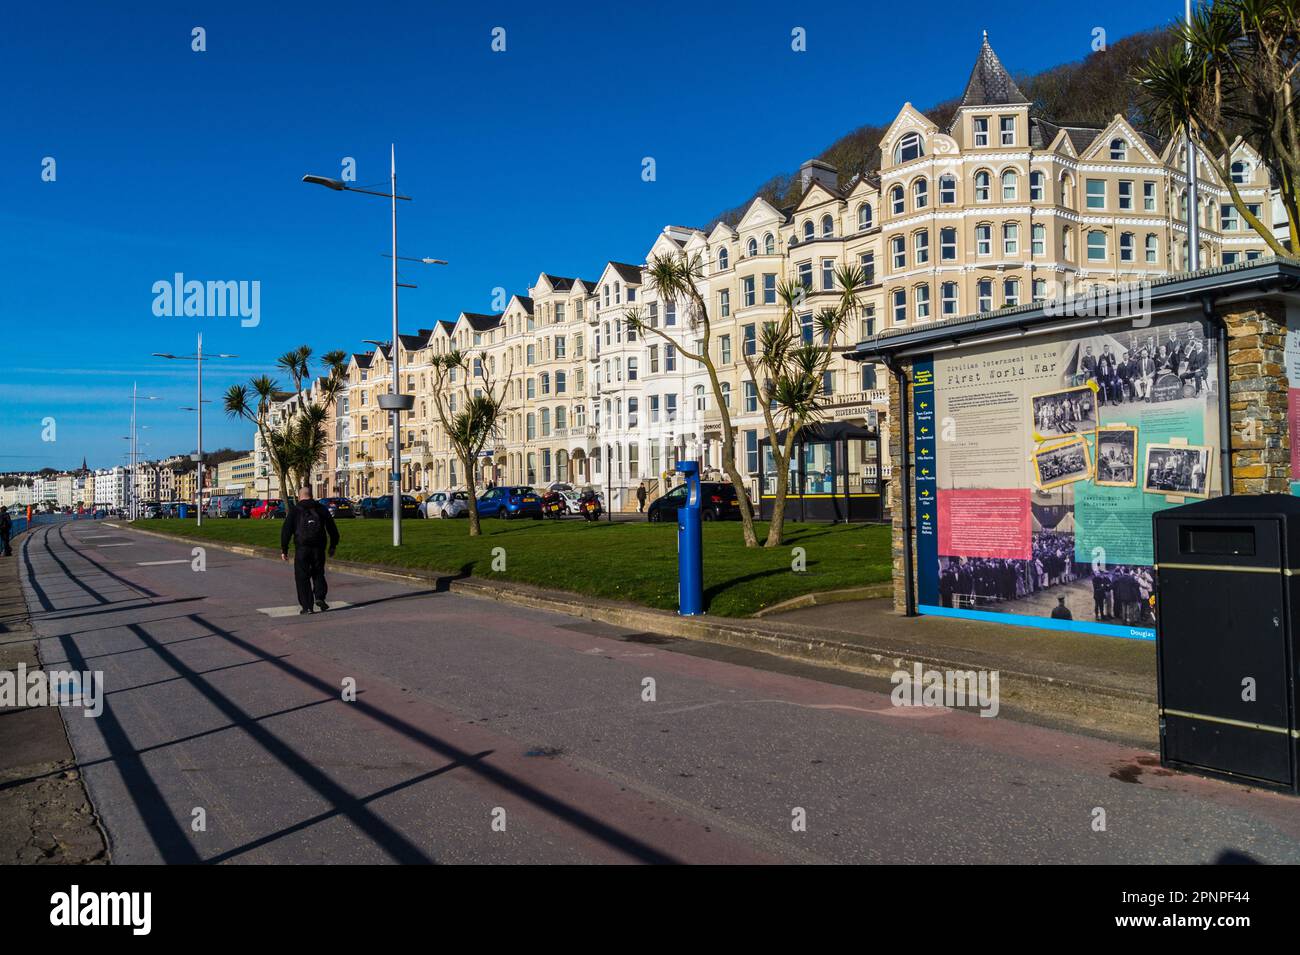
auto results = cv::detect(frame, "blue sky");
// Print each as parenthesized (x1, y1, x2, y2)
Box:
(1, 0, 1176, 470)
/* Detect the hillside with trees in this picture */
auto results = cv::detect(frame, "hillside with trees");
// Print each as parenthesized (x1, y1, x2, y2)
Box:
(706, 27, 1177, 228)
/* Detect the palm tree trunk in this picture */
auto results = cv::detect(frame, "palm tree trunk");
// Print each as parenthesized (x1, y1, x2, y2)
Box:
(463, 453, 481, 536)
(764, 428, 802, 547)
(765, 461, 792, 547)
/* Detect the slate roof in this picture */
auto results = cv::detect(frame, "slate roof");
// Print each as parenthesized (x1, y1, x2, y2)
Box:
(957, 33, 1029, 109)
(461, 312, 504, 331)
(609, 262, 642, 284)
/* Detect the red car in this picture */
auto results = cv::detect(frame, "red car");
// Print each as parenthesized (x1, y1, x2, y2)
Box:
(250, 499, 285, 519)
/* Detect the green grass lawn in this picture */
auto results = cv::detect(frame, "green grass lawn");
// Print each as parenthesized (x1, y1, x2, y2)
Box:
(137, 516, 891, 617)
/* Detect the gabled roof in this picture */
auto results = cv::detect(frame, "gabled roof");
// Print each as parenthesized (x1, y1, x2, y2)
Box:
(397, 332, 426, 350)
(609, 262, 642, 284)
(514, 295, 533, 314)
(956, 33, 1028, 110)
(460, 312, 504, 331)
(540, 273, 576, 291)
(351, 352, 373, 368)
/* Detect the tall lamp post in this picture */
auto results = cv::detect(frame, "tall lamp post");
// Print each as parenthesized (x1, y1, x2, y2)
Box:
(1184, 0, 1200, 270)
(303, 146, 446, 547)
(128, 386, 161, 521)
(154, 332, 237, 527)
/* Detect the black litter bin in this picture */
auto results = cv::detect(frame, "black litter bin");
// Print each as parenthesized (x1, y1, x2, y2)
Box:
(1153, 494, 1300, 792)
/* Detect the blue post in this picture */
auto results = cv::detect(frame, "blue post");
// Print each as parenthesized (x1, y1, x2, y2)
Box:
(676, 461, 704, 616)
(178, 504, 189, 519)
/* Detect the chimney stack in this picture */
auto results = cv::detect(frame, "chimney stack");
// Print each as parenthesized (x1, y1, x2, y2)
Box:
(800, 159, 838, 193)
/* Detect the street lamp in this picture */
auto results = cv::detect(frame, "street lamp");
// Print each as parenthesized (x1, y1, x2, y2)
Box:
(128, 386, 161, 521)
(304, 146, 446, 547)
(154, 333, 237, 527)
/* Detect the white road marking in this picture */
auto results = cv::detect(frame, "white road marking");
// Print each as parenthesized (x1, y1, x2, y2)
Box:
(257, 602, 352, 617)
(137, 559, 189, 566)
(82, 535, 117, 539)
(97, 543, 135, 548)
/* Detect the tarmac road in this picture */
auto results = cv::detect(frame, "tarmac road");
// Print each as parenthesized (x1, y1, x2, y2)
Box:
(17, 518, 1300, 864)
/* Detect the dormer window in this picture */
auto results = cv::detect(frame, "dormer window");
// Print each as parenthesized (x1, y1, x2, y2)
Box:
(894, 132, 923, 164)
(1231, 160, 1248, 184)
(1110, 138, 1127, 161)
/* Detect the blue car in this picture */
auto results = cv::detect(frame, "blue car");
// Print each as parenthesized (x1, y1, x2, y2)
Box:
(477, 486, 542, 519)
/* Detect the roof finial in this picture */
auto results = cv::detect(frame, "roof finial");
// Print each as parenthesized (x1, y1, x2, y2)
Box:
(982, 28, 988, 41)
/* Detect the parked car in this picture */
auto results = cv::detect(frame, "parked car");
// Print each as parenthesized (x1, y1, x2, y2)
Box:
(206, 495, 237, 518)
(646, 482, 743, 522)
(368, 495, 420, 519)
(224, 498, 260, 519)
(419, 490, 451, 518)
(477, 486, 542, 519)
(250, 499, 285, 520)
(357, 496, 381, 518)
(141, 502, 163, 519)
(440, 491, 471, 518)
(319, 496, 355, 518)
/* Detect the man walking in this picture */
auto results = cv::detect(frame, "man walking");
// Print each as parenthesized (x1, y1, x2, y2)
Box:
(0, 506, 12, 557)
(280, 487, 339, 615)
(636, 482, 647, 513)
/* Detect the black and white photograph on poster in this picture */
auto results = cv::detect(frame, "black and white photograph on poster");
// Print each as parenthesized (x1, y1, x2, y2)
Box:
(1143, 443, 1212, 498)
(1033, 436, 1091, 489)
(1095, 426, 1138, 487)
(1062, 325, 1216, 404)
(1030, 385, 1097, 440)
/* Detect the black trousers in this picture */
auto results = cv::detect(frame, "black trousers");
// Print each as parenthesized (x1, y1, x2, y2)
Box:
(294, 546, 328, 610)
(1, 532, 10, 556)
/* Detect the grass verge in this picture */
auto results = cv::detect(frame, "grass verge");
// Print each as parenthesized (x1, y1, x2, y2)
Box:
(136, 516, 891, 617)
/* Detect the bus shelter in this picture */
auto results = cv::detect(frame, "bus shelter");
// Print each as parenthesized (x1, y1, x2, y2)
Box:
(758, 421, 884, 522)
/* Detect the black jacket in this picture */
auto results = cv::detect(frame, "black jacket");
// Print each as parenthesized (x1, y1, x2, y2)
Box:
(281, 500, 339, 554)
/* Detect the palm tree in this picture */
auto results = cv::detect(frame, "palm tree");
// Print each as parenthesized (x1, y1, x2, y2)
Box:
(429, 350, 513, 536)
(748, 264, 867, 547)
(1135, 0, 1300, 256)
(223, 345, 347, 509)
(625, 251, 759, 547)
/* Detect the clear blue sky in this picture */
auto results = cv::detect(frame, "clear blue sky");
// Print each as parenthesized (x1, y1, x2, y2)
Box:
(1, 0, 1176, 470)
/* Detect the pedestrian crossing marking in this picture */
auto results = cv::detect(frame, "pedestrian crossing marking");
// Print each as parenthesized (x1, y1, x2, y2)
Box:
(137, 559, 189, 566)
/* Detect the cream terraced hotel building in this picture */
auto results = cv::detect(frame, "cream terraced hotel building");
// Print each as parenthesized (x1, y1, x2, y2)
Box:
(323, 35, 1284, 511)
